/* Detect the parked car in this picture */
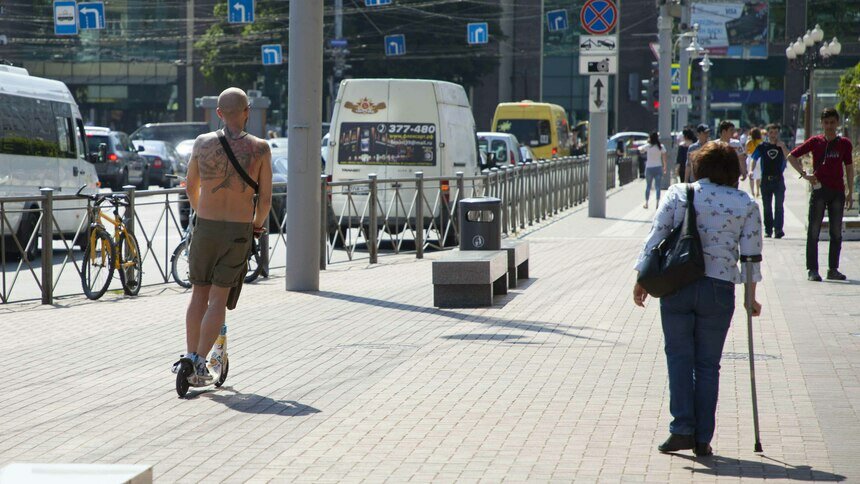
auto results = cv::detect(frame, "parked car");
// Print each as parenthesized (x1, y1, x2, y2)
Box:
(607, 131, 648, 153)
(85, 126, 149, 190)
(519, 145, 537, 163)
(134, 140, 183, 187)
(175, 138, 195, 163)
(130, 122, 209, 146)
(478, 132, 523, 168)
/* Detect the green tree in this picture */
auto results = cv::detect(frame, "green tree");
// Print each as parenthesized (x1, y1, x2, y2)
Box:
(196, 1, 502, 91)
(836, 62, 860, 145)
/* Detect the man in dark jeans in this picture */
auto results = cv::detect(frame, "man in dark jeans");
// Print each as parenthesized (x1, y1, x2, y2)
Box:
(788, 108, 855, 281)
(751, 123, 790, 238)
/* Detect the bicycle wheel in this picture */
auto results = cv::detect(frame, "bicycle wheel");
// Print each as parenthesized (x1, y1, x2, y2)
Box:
(81, 226, 114, 300)
(117, 231, 143, 296)
(244, 240, 263, 283)
(171, 239, 192, 289)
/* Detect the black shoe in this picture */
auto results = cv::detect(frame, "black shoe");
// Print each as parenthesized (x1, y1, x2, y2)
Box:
(775, 232, 785, 239)
(827, 269, 847, 281)
(657, 434, 695, 453)
(693, 442, 713, 457)
(764, 232, 772, 238)
(808, 270, 822, 282)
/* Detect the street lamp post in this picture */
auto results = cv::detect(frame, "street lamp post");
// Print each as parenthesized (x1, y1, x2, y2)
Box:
(786, 24, 841, 136)
(699, 52, 712, 125)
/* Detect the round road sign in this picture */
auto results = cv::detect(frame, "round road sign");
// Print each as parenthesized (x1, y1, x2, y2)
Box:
(580, 0, 618, 35)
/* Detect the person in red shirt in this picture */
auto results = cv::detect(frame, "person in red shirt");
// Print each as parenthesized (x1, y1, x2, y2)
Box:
(787, 108, 855, 281)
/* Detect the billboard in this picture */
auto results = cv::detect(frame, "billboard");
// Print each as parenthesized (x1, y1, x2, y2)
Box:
(337, 122, 437, 166)
(692, 1, 768, 58)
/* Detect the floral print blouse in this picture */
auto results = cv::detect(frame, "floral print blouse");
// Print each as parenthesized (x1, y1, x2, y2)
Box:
(635, 179, 763, 284)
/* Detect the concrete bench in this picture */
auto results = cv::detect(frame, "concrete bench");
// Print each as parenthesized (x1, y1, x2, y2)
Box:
(808, 215, 860, 241)
(501, 239, 530, 288)
(0, 463, 153, 484)
(432, 250, 508, 308)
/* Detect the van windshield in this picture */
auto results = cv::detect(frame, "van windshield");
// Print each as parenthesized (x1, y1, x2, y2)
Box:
(495, 119, 551, 147)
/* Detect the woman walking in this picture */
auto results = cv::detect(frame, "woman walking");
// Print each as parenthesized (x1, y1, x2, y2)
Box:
(745, 127, 764, 197)
(632, 141, 764, 457)
(638, 132, 668, 209)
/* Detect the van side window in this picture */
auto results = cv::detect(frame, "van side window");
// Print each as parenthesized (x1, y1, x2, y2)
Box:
(55, 117, 77, 159)
(0, 93, 62, 157)
(75, 119, 88, 161)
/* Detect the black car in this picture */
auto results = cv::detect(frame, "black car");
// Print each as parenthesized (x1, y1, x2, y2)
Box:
(130, 122, 210, 146)
(135, 140, 184, 188)
(85, 127, 149, 190)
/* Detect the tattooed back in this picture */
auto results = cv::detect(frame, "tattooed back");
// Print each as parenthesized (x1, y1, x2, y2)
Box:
(187, 131, 271, 223)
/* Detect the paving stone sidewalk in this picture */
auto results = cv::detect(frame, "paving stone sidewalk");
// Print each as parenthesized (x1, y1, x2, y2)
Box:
(0, 175, 857, 483)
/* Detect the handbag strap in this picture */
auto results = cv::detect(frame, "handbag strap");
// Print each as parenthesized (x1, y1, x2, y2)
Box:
(217, 130, 259, 194)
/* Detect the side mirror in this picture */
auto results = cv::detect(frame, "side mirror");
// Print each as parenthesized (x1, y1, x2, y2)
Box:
(98, 143, 107, 163)
(137, 145, 146, 152)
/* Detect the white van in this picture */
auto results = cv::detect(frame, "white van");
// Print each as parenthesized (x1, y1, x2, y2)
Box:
(0, 66, 99, 257)
(327, 79, 481, 236)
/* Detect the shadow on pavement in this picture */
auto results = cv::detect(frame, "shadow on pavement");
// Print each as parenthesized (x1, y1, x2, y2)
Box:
(673, 454, 846, 481)
(202, 388, 322, 417)
(313, 291, 618, 344)
(442, 333, 525, 342)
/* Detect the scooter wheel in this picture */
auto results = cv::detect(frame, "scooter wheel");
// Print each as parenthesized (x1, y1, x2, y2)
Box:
(215, 357, 229, 388)
(176, 360, 193, 397)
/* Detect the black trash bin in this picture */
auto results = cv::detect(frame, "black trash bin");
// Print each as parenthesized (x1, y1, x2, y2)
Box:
(459, 197, 501, 251)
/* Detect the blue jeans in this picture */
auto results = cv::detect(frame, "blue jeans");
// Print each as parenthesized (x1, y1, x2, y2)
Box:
(645, 166, 663, 203)
(660, 277, 735, 444)
(760, 177, 785, 236)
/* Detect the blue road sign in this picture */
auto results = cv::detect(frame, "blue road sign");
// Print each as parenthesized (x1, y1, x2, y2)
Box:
(54, 0, 78, 36)
(365, 0, 392, 6)
(228, 0, 254, 24)
(546, 9, 569, 32)
(330, 39, 348, 48)
(385, 34, 405, 56)
(261, 44, 282, 66)
(467, 22, 488, 45)
(78, 2, 105, 30)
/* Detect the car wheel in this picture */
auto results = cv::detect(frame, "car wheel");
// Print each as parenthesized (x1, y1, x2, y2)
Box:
(136, 168, 149, 190)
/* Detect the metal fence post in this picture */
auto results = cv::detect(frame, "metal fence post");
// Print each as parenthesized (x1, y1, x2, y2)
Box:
(456, 171, 465, 242)
(527, 162, 535, 225)
(415, 171, 424, 259)
(551, 160, 559, 215)
(483, 169, 491, 198)
(539, 161, 547, 220)
(368, 174, 378, 264)
(122, 185, 136, 237)
(320, 175, 327, 271)
(40, 188, 53, 305)
(501, 167, 509, 235)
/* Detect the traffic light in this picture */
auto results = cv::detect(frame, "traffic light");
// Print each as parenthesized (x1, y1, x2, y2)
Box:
(650, 62, 660, 112)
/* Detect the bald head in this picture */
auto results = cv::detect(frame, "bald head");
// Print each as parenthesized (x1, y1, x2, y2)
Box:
(217, 87, 249, 114)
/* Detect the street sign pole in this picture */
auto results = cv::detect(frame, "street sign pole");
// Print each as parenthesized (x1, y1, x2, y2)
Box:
(677, 2, 691, 131)
(657, 5, 673, 169)
(286, 0, 322, 291)
(589, 76, 608, 218)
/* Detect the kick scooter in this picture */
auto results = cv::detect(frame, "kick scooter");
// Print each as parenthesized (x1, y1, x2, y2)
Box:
(175, 325, 230, 397)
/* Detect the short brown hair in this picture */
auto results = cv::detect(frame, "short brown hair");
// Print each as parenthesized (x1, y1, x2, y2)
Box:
(765, 123, 780, 132)
(692, 141, 741, 186)
(821, 107, 839, 121)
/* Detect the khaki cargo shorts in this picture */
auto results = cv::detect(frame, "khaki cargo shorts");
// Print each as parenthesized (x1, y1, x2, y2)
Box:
(188, 217, 253, 288)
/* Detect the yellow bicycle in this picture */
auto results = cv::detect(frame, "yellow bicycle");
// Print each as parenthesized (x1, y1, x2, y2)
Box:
(76, 186, 143, 300)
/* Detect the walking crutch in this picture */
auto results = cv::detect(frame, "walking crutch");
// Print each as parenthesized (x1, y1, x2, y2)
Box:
(741, 254, 764, 453)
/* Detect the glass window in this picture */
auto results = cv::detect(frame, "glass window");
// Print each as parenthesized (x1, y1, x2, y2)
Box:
(768, 0, 786, 43)
(495, 119, 552, 147)
(86, 135, 110, 154)
(55, 117, 76, 159)
(76, 119, 88, 161)
(0, 93, 61, 157)
(808, 1, 860, 40)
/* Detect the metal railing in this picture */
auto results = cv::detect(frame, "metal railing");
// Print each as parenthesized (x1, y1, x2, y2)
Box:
(1, 154, 618, 305)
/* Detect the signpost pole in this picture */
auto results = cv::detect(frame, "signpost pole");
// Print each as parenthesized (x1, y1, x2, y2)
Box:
(588, 108, 608, 218)
(286, 0, 322, 291)
(657, 5, 673, 169)
(677, 3, 691, 131)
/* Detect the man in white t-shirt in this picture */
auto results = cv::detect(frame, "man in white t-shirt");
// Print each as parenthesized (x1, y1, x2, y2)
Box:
(717, 121, 748, 182)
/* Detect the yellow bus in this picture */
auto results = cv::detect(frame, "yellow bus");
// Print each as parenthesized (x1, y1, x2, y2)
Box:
(491, 101, 573, 159)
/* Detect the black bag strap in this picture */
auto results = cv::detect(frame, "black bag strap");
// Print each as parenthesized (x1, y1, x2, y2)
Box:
(217, 130, 259, 194)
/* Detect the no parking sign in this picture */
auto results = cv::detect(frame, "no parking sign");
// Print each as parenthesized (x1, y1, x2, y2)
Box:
(580, 0, 617, 35)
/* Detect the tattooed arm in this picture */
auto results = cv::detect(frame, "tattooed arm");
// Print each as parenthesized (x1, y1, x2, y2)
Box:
(253, 140, 273, 230)
(185, 136, 205, 212)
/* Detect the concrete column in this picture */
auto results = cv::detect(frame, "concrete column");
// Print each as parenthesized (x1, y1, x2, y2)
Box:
(498, 0, 514, 102)
(286, 0, 323, 291)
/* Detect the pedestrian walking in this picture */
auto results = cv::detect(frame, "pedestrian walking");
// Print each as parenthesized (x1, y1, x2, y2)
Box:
(716, 120, 748, 182)
(751, 124, 789, 238)
(745, 127, 763, 197)
(178, 87, 273, 383)
(639, 132, 668, 209)
(685, 124, 710, 182)
(677, 128, 695, 184)
(633, 141, 763, 457)
(787, 107, 855, 281)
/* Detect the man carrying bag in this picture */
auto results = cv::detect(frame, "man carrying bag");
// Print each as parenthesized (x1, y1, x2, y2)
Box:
(179, 87, 273, 384)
